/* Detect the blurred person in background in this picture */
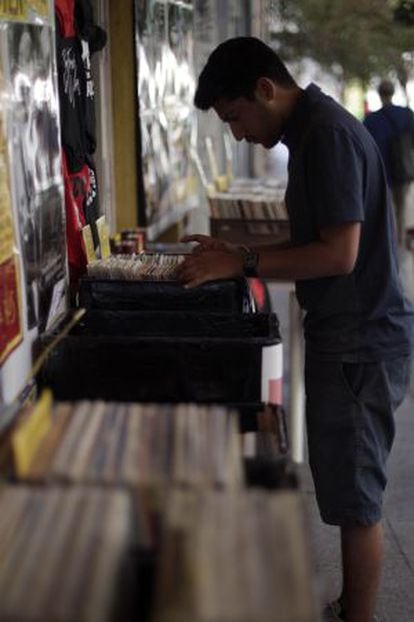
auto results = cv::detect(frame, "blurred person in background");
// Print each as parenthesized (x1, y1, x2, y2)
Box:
(364, 79, 414, 245)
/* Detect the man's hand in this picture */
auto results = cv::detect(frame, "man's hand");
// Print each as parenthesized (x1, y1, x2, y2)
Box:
(177, 249, 244, 288)
(182, 234, 239, 254)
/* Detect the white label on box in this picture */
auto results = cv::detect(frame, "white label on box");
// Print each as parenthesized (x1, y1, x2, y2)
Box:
(261, 342, 283, 404)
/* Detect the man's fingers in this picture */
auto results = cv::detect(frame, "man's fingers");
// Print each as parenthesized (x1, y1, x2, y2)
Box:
(176, 256, 209, 287)
(176, 257, 198, 282)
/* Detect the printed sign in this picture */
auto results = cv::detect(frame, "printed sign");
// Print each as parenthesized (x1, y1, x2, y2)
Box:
(82, 224, 96, 264)
(0, 1, 50, 22)
(12, 389, 52, 476)
(0, 62, 22, 365)
(96, 215, 111, 259)
(0, 1, 27, 20)
(0, 257, 22, 364)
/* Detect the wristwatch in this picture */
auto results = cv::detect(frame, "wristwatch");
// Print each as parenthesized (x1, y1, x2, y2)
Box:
(242, 248, 259, 277)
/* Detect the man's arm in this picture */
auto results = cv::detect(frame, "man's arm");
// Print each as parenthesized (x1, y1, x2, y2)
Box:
(182, 234, 293, 253)
(251, 221, 361, 280)
(177, 222, 361, 288)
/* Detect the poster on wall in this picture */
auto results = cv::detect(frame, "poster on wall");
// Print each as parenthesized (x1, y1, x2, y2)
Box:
(135, 0, 198, 235)
(0, 64, 22, 366)
(7, 22, 66, 332)
(193, 0, 217, 76)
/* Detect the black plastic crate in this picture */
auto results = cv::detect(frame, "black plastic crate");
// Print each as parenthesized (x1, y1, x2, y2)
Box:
(65, 310, 279, 339)
(78, 278, 253, 313)
(40, 312, 280, 404)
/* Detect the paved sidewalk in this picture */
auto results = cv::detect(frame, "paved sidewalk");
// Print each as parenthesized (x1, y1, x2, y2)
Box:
(301, 378, 414, 622)
(269, 284, 414, 622)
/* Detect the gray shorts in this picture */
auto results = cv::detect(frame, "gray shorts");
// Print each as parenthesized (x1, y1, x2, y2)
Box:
(305, 355, 411, 527)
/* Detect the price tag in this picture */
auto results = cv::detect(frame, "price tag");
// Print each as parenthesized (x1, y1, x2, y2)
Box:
(215, 175, 229, 192)
(82, 224, 97, 264)
(96, 215, 111, 259)
(12, 389, 53, 477)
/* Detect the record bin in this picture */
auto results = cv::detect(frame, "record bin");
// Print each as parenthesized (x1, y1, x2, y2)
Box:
(39, 310, 281, 405)
(78, 277, 254, 313)
(63, 309, 277, 339)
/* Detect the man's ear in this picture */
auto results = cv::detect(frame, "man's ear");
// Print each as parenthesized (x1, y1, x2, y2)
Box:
(255, 77, 276, 102)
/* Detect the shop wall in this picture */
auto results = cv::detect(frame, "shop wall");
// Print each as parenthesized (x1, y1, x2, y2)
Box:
(108, 0, 139, 233)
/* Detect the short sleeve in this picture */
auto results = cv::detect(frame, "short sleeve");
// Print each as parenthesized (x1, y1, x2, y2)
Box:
(304, 125, 365, 230)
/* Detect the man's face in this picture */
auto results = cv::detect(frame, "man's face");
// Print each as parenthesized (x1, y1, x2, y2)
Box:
(214, 90, 284, 149)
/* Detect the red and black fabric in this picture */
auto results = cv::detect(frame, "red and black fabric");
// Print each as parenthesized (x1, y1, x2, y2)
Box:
(55, 0, 107, 286)
(61, 149, 88, 285)
(55, 0, 87, 173)
(83, 154, 100, 245)
(55, 0, 76, 36)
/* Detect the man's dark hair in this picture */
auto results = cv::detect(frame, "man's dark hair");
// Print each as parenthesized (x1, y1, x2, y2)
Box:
(194, 37, 296, 110)
(378, 79, 395, 99)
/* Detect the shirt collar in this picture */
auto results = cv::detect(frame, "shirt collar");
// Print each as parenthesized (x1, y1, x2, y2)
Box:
(282, 83, 322, 151)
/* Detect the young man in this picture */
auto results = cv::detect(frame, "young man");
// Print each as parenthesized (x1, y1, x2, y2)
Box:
(177, 37, 413, 622)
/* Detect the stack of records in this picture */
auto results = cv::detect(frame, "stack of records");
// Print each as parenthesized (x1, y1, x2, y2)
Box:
(0, 485, 132, 622)
(208, 192, 287, 221)
(154, 489, 319, 622)
(86, 253, 185, 281)
(23, 402, 243, 490)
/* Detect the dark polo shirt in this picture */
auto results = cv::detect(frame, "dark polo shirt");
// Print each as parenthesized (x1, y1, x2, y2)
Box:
(281, 83, 414, 361)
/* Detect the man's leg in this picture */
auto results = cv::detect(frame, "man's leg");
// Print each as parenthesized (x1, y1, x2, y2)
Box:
(341, 522, 384, 622)
(306, 356, 410, 621)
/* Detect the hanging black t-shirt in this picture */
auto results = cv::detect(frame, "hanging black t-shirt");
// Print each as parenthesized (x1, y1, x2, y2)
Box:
(75, 0, 107, 156)
(55, 21, 87, 173)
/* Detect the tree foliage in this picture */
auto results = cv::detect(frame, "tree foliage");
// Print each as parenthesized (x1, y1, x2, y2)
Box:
(393, 0, 414, 25)
(269, 0, 414, 84)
